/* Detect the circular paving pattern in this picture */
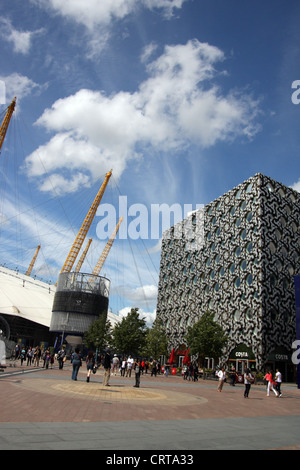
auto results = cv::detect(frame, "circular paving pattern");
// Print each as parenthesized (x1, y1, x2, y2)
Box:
(11, 378, 208, 406)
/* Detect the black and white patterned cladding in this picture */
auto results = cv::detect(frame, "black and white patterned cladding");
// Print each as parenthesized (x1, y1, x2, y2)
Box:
(156, 173, 300, 370)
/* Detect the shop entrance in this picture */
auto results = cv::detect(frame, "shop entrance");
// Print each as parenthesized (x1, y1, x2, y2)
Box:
(234, 359, 248, 374)
(228, 344, 256, 382)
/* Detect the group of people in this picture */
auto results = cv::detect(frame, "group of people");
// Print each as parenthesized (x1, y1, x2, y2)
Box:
(183, 363, 199, 381)
(264, 369, 282, 397)
(69, 350, 164, 387)
(216, 366, 283, 398)
(100, 350, 143, 388)
(111, 355, 161, 377)
(13, 344, 60, 369)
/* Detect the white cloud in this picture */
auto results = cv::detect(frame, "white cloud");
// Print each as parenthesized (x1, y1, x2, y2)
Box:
(34, 0, 187, 30)
(24, 40, 261, 194)
(118, 306, 156, 326)
(0, 73, 45, 105)
(128, 284, 158, 303)
(33, 0, 187, 55)
(291, 179, 300, 193)
(0, 18, 43, 55)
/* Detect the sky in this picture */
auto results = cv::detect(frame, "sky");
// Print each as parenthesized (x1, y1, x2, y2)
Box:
(0, 0, 300, 325)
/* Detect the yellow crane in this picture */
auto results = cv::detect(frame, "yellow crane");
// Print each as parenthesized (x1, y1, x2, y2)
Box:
(75, 238, 92, 272)
(92, 216, 123, 276)
(0, 97, 16, 152)
(59, 169, 112, 275)
(25, 245, 41, 276)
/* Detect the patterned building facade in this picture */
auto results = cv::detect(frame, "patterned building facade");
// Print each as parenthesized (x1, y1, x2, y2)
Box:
(156, 174, 300, 377)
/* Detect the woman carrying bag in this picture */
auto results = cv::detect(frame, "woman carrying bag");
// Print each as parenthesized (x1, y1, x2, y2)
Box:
(71, 347, 82, 381)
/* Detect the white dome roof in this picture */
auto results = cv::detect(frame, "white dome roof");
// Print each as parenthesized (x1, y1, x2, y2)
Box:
(0, 267, 55, 327)
(0, 267, 119, 328)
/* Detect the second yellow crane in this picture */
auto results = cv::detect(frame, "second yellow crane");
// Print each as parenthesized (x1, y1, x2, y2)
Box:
(59, 170, 112, 275)
(92, 217, 123, 276)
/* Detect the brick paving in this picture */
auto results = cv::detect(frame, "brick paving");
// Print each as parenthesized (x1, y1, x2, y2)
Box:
(0, 362, 300, 450)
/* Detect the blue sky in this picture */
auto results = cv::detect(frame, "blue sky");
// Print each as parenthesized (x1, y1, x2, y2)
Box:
(0, 0, 300, 324)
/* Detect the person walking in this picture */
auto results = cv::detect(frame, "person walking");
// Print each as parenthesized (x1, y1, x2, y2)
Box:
(121, 357, 127, 377)
(133, 359, 141, 388)
(151, 360, 157, 377)
(57, 346, 66, 370)
(26, 347, 33, 366)
(33, 346, 41, 367)
(112, 354, 119, 376)
(193, 363, 199, 382)
(20, 346, 26, 366)
(217, 367, 226, 392)
(264, 370, 278, 397)
(86, 351, 95, 382)
(229, 366, 237, 386)
(126, 355, 134, 377)
(102, 349, 111, 386)
(71, 347, 82, 381)
(244, 368, 254, 398)
(275, 369, 282, 397)
(44, 348, 51, 369)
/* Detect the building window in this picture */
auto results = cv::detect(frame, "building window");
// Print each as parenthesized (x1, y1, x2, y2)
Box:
(240, 229, 247, 240)
(268, 241, 276, 254)
(233, 309, 241, 321)
(240, 200, 246, 211)
(245, 307, 253, 320)
(246, 242, 253, 253)
(229, 263, 235, 274)
(235, 217, 241, 228)
(235, 189, 242, 199)
(235, 246, 241, 257)
(246, 273, 253, 285)
(240, 259, 247, 271)
(246, 183, 252, 193)
(246, 211, 253, 222)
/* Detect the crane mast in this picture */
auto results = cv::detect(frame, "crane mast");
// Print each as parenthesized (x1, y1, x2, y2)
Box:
(75, 238, 92, 272)
(0, 97, 16, 152)
(59, 170, 112, 275)
(25, 245, 41, 276)
(92, 216, 123, 276)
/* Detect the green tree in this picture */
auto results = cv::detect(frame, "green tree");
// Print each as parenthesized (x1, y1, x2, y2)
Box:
(185, 311, 228, 376)
(111, 308, 147, 356)
(83, 316, 112, 351)
(142, 318, 168, 359)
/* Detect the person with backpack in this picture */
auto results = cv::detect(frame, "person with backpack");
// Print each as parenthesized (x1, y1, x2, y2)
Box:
(57, 346, 66, 370)
(71, 347, 82, 381)
(86, 351, 95, 382)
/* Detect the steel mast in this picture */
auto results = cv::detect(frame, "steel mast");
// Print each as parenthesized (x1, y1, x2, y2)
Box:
(0, 97, 16, 152)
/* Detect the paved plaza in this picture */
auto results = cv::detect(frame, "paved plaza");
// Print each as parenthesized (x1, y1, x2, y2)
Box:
(0, 362, 300, 451)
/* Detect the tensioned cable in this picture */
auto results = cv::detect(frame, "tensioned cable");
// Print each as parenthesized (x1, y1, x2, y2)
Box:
(110, 174, 160, 313)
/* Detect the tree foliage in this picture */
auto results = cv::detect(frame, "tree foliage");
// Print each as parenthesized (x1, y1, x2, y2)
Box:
(111, 308, 147, 356)
(142, 317, 168, 359)
(83, 316, 112, 351)
(185, 311, 228, 365)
